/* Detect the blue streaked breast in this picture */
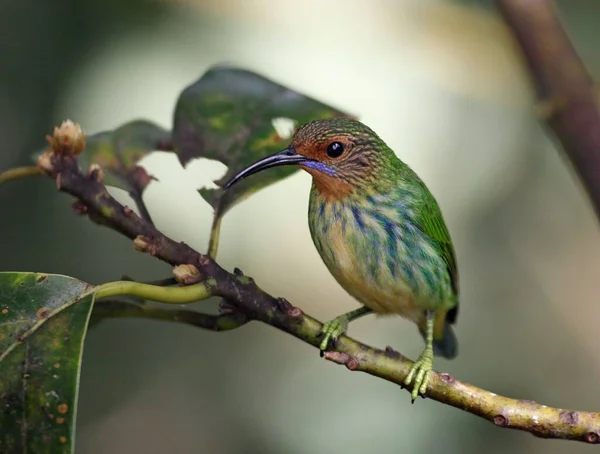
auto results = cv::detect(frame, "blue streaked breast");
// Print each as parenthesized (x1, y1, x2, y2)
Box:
(308, 185, 454, 321)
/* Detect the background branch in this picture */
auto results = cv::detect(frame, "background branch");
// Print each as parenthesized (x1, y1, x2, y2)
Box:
(496, 0, 600, 216)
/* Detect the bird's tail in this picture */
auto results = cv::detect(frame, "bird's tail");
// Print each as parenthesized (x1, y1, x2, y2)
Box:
(417, 310, 458, 359)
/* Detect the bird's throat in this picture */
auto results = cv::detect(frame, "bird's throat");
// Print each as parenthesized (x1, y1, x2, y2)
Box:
(305, 169, 354, 201)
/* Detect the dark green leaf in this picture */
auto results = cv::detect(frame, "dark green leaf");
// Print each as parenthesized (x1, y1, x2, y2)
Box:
(172, 65, 353, 214)
(0, 272, 94, 454)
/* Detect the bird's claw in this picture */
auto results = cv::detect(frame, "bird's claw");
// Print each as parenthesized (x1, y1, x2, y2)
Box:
(319, 317, 349, 355)
(404, 348, 433, 402)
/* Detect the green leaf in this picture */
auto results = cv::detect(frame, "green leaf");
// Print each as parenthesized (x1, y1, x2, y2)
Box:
(34, 120, 172, 193)
(172, 65, 353, 215)
(0, 272, 95, 454)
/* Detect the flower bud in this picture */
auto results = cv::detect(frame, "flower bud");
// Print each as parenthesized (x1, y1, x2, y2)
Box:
(36, 151, 55, 174)
(47, 120, 85, 156)
(173, 264, 200, 285)
(88, 163, 104, 182)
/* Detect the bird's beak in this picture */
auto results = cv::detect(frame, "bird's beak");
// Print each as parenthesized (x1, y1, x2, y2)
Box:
(224, 147, 313, 189)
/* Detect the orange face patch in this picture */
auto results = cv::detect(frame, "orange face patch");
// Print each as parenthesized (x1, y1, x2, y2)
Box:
(302, 164, 354, 201)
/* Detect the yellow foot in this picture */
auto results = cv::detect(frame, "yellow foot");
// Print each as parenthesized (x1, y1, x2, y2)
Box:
(319, 317, 349, 355)
(404, 348, 433, 402)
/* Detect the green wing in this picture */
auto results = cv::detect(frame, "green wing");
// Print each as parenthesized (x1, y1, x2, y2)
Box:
(414, 187, 459, 321)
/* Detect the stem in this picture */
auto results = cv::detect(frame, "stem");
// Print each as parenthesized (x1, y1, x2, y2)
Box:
(91, 298, 248, 331)
(208, 210, 223, 259)
(128, 189, 155, 226)
(0, 166, 43, 185)
(94, 280, 215, 303)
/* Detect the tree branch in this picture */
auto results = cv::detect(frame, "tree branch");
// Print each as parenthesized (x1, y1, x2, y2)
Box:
(0, 166, 43, 185)
(91, 298, 248, 331)
(496, 0, 600, 216)
(125, 165, 156, 225)
(31, 135, 599, 444)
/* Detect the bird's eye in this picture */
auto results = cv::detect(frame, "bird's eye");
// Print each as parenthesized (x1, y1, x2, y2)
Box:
(326, 141, 345, 158)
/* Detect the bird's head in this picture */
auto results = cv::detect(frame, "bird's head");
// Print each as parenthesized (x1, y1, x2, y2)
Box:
(224, 117, 394, 200)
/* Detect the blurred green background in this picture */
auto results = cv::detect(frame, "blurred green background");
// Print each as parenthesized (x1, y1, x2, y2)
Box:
(2, 0, 600, 452)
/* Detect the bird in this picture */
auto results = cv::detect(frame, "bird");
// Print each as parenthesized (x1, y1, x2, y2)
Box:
(224, 117, 459, 401)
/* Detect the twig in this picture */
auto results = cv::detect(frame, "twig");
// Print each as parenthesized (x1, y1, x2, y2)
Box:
(91, 298, 248, 331)
(128, 189, 154, 225)
(36, 142, 600, 444)
(207, 208, 224, 259)
(496, 0, 600, 217)
(125, 165, 156, 225)
(0, 166, 43, 185)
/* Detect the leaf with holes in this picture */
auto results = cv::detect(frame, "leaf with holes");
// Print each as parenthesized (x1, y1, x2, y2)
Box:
(0, 272, 94, 454)
(172, 65, 353, 215)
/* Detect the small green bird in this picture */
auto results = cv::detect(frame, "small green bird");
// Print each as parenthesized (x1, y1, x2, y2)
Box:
(224, 117, 459, 401)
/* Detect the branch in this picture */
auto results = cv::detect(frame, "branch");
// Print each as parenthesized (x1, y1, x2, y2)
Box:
(496, 0, 600, 216)
(91, 298, 248, 331)
(0, 166, 43, 185)
(207, 208, 224, 259)
(32, 125, 600, 444)
(125, 165, 156, 225)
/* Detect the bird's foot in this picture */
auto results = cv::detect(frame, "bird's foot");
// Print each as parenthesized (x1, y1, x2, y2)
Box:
(319, 316, 349, 356)
(404, 347, 434, 402)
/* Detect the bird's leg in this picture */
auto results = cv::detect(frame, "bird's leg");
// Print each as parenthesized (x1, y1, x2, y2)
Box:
(404, 310, 435, 402)
(319, 306, 372, 355)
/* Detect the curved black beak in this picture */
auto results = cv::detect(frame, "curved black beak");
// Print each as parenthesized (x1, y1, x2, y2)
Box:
(224, 147, 312, 189)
